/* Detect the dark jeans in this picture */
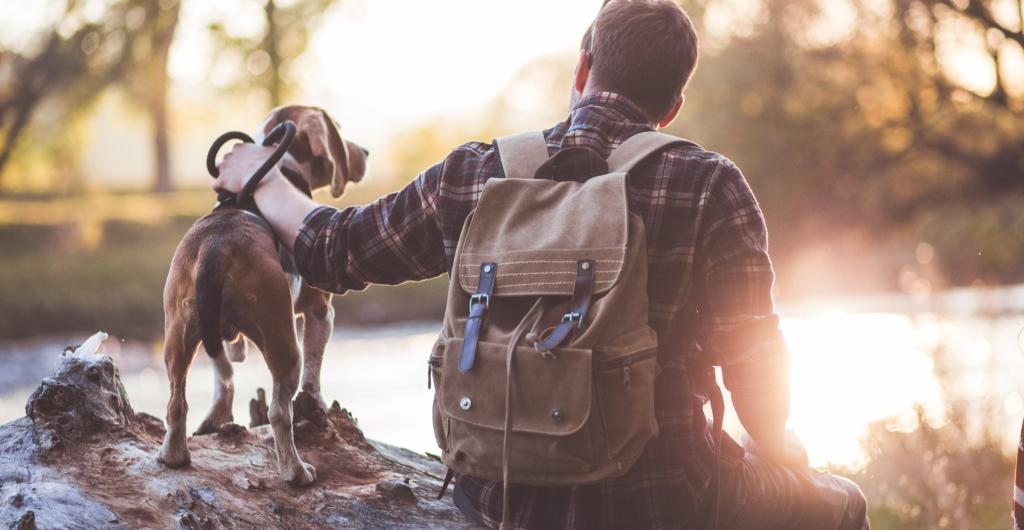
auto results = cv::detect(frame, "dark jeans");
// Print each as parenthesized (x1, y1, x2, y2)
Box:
(453, 479, 491, 528)
(453, 453, 869, 530)
(712, 452, 870, 530)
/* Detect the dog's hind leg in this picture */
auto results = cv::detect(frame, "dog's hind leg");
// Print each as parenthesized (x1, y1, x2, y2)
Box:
(194, 352, 235, 435)
(223, 322, 247, 363)
(157, 322, 199, 468)
(297, 287, 333, 410)
(225, 336, 248, 363)
(260, 329, 317, 486)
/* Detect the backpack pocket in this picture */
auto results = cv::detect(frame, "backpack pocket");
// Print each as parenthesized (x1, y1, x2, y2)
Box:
(596, 347, 659, 460)
(429, 355, 448, 451)
(436, 338, 595, 480)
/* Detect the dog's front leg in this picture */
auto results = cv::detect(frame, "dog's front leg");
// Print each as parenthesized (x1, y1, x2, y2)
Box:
(194, 352, 235, 435)
(297, 286, 333, 410)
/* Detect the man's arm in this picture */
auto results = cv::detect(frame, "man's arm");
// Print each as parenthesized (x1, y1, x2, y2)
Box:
(214, 143, 447, 293)
(699, 160, 798, 466)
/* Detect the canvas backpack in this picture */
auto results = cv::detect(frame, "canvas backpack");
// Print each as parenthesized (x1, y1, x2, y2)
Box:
(429, 130, 695, 526)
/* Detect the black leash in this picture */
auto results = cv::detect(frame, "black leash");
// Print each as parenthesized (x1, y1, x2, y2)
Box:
(206, 121, 297, 211)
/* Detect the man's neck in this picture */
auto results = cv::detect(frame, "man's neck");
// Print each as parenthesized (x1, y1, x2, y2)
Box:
(572, 89, 657, 127)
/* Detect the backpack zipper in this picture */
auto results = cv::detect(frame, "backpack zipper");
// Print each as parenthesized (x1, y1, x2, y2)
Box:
(603, 349, 657, 389)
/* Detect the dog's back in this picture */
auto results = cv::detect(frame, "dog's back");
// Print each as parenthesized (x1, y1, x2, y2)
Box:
(163, 209, 292, 359)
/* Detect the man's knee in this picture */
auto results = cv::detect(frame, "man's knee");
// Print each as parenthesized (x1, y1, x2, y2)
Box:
(827, 475, 869, 530)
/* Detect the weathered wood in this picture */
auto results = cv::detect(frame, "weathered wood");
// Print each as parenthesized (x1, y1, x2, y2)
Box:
(0, 334, 476, 529)
(249, 387, 270, 428)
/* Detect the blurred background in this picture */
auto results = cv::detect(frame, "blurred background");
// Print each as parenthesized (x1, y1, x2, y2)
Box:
(0, 0, 1022, 527)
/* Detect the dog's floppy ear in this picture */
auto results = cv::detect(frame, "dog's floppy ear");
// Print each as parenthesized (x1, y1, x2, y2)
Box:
(292, 110, 333, 192)
(318, 110, 366, 198)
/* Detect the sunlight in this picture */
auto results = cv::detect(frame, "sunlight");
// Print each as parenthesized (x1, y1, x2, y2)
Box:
(783, 313, 944, 468)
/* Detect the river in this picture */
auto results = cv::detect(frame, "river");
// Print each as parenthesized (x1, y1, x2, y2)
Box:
(1, 284, 1022, 470)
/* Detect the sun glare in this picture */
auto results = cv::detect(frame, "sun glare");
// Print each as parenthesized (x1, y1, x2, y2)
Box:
(782, 313, 944, 469)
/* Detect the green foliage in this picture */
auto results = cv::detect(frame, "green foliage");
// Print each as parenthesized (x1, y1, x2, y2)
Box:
(0, 217, 187, 339)
(0, 0, 182, 190)
(0, 190, 445, 340)
(207, 0, 339, 107)
(846, 409, 1012, 529)
(839, 339, 1016, 529)
(670, 0, 1024, 291)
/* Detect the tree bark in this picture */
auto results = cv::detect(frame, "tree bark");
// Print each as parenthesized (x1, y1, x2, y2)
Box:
(265, 0, 284, 108)
(148, 0, 180, 193)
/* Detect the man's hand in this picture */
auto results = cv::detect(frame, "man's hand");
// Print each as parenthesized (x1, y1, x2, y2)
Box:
(213, 143, 282, 196)
(209, 141, 320, 253)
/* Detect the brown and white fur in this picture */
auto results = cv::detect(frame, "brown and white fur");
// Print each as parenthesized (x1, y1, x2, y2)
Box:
(155, 106, 367, 486)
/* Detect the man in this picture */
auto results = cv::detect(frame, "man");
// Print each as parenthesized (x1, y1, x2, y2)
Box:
(215, 1, 869, 528)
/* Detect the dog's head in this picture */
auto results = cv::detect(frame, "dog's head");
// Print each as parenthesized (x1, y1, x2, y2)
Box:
(258, 105, 368, 198)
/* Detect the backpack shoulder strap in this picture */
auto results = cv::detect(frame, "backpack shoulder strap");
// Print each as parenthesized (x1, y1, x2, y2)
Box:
(606, 131, 694, 174)
(495, 131, 550, 179)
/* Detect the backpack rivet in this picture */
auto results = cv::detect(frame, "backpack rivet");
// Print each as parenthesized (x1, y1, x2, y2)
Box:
(483, 264, 493, 273)
(551, 409, 564, 421)
(581, 262, 591, 271)
(459, 397, 473, 411)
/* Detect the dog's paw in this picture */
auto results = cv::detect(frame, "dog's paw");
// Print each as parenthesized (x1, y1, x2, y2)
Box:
(285, 462, 317, 487)
(194, 415, 233, 436)
(156, 445, 192, 469)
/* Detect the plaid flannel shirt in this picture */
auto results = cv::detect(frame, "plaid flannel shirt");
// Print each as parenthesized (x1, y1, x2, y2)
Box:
(294, 92, 785, 529)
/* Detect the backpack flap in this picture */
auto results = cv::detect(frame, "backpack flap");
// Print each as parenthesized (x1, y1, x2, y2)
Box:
(438, 338, 597, 479)
(457, 172, 629, 298)
(439, 338, 592, 436)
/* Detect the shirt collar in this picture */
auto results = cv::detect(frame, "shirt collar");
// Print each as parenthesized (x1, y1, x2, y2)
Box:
(557, 92, 654, 154)
(569, 91, 652, 127)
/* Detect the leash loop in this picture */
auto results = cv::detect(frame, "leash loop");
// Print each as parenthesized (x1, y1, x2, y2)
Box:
(206, 121, 297, 208)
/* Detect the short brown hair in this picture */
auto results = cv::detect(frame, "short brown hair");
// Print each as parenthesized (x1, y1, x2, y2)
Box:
(582, 0, 699, 121)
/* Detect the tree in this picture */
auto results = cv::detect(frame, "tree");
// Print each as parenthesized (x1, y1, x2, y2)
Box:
(0, 0, 182, 192)
(133, 0, 181, 193)
(208, 0, 338, 108)
(669, 0, 1024, 288)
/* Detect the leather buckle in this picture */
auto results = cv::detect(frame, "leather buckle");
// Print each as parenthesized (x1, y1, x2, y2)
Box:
(561, 311, 583, 328)
(470, 293, 490, 310)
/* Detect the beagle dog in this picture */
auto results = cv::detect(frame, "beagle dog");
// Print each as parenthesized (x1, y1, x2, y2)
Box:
(156, 106, 367, 486)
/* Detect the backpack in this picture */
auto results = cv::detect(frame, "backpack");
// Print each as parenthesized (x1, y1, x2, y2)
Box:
(429, 130, 694, 526)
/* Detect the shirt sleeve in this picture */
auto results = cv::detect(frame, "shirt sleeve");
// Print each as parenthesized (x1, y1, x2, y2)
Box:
(699, 160, 789, 394)
(292, 159, 448, 294)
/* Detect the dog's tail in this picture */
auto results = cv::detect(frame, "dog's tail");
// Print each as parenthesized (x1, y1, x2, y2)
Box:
(195, 248, 228, 358)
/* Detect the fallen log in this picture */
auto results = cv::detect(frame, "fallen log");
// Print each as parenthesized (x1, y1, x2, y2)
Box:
(0, 333, 474, 529)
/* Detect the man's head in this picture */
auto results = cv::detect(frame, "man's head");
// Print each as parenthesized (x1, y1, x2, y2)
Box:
(259, 105, 368, 198)
(573, 0, 699, 127)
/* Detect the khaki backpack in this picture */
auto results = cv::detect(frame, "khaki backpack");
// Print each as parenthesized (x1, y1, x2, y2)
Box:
(429, 130, 693, 527)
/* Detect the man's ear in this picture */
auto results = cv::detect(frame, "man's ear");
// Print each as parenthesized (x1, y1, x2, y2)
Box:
(574, 49, 591, 96)
(657, 95, 684, 129)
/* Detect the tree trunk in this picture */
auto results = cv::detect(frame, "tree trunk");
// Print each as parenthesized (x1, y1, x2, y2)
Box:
(150, 94, 172, 193)
(264, 0, 283, 108)
(148, 0, 180, 193)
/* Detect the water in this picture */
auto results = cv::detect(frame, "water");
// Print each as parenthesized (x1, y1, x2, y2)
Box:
(1, 286, 1022, 470)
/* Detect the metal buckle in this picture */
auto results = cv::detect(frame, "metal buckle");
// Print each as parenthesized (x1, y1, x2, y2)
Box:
(561, 312, 583, 328)
(469, 293, 490, 310)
